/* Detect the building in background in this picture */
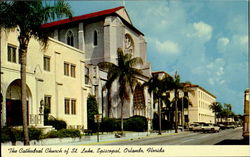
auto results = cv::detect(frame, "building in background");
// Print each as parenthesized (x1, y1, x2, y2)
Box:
(184, 83, 216, 124)
(151, 71, 216, 128)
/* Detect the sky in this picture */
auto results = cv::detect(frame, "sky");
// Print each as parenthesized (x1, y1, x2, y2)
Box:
(67, 0, 248, 114)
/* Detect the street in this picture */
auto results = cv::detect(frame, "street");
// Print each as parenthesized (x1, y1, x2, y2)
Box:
(96, 127, 248, 145)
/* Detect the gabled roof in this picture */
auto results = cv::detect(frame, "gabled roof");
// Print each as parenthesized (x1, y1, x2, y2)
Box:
(41, 6, 143, 35)
(41, 6, 124, 28)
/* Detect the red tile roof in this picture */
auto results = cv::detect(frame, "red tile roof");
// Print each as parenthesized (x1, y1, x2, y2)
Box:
(41, 6, 124, 29)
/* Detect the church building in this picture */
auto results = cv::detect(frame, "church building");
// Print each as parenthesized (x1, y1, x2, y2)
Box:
(0, 6, 153, 130)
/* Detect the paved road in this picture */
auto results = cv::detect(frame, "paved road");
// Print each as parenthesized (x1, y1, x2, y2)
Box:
(96, 127, 247, 145)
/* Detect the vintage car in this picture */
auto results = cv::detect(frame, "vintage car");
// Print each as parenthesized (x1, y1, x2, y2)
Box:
(201, 123, 220, 133)
(191, 122, 206, 132)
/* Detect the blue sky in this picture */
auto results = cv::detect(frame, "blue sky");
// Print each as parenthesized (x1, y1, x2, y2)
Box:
(68, 0, 248, 114)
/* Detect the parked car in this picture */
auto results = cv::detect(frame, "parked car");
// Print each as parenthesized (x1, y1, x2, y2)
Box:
(192, 122, 206, 132)
(217, 122, 236, 129)
(189, 123, 200, 131)
(217, 122, 227, 130)
(226, 122, 236, 129)
(202, 123, 220, 133)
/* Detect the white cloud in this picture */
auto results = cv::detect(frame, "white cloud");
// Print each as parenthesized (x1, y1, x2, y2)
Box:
(155, 40, 180, 54)
(218, 37, 230, 46)
(187, 21, 213, 41)
(217, 37, 230, 53)
(193, 22, 213, 38)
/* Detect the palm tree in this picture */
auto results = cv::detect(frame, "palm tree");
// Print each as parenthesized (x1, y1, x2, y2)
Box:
(176, 83, 193, 130)
(145, 73, 165, 134)
(98, 48, 143, 133)
(0, 1, 72, 145)
(223, 103, 233, 122)
(102, 79, 113, 118)
(172, 72, 183, 133)
(146, 72, 176, 134)
(209, 102, 223, 123)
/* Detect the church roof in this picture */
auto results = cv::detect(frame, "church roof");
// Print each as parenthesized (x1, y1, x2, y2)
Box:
(41, 6, 143, 35)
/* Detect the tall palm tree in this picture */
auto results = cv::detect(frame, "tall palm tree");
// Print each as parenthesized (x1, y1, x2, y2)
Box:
(172, 72, 183, 133)
(145, 73, 165, 135)
(0, 1, 72, 145)
(102, 79, 113, 118)
(209, 102, 223, 123)
(181, 83, 194, 129)
(223, 103, 233, 122)
(98, 48, 143, 133)
(144, 73, 175, 134)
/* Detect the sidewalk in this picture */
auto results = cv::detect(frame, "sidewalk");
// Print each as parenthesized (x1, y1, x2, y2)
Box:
(2, 130, 187, 146)
(43, 129, 186, 145)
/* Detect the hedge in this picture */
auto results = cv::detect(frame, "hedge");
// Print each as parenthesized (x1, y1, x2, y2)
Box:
(100, 118, 119, 132)
(1, 127, 42, 143)
(47, 119, 67, 130)
(41, 129, 81, 139)
(124, 115, 148, 132)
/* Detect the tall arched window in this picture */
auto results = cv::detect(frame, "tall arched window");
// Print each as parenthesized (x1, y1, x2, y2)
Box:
(93, 30, 98, 46)
(67, 30, 74, 46)
(124, 34, 134, 54)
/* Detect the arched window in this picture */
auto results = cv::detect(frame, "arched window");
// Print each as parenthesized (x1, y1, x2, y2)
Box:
(124, 34, 134, 54)
(133, 84, 145, 116)
(66, 30, 74, 46)
(93, 30, 98, 46)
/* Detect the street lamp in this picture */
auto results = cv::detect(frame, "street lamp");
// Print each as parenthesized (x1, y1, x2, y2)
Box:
(39, 99, 44, 126)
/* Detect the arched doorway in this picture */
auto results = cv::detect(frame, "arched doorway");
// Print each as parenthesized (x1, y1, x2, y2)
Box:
(6, 79, 31, 126)
(133, 85, 146, 116)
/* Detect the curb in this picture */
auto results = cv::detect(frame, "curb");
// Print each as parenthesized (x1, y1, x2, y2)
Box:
(80, 131, 188, 145)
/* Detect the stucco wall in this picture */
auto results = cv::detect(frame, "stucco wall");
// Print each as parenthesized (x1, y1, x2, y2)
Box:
(0, 28, 88, 129)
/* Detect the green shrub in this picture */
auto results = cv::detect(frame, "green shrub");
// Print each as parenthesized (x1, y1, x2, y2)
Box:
(1, 127, 42, 142)
(100, 118, 118, 132)
(28, 127, 43, 140)
(152, 113, 173, 130)
(1, 127, 11, 142)
(47, 119, 67, 130)
(43, 129, 81, 139)
(124, 116, 148, 132)
(87, 95, 99, 132)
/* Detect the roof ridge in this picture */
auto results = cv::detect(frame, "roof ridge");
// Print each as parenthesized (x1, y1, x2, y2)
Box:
(41, 6, 124, 29)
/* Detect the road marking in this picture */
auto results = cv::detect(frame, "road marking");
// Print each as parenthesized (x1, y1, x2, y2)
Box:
(181, 138, 195, 143)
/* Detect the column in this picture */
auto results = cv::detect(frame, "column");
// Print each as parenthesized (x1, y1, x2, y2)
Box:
(78, 22, 85, 51)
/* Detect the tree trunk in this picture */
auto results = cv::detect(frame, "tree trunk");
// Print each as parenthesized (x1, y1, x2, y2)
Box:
(215, 112, 217, 124)
(181, 97, 184, 131)
(19, 37, 30, 145)
(121, 99, 124, 134)
(158, 98, 162, 135)
(107, 88, 112, 118)
(174, 90, 178, 133)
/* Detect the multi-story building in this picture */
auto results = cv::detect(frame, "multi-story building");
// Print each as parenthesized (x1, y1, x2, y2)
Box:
(0, 6, 153, 130)
(0, 27, 88, 130)
(184, 83, 216, 124)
